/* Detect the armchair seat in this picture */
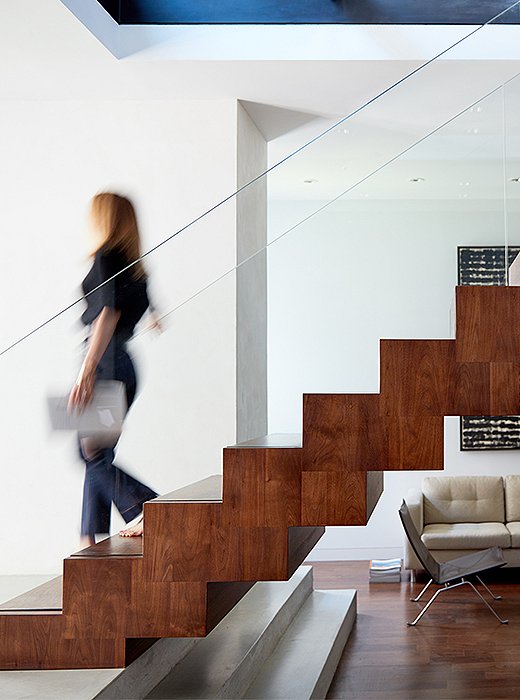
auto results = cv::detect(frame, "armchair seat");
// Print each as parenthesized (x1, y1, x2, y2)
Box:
(422, 522, 510, 550)
(506, 522, 520, 547)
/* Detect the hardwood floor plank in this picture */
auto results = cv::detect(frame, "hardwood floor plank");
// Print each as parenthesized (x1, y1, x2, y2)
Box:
(309, 561, 520, 700)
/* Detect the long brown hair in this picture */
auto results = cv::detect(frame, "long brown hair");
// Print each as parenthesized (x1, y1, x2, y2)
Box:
(90, 192, 146, 279)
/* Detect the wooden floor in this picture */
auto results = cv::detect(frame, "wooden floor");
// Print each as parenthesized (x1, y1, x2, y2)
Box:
(311, 561, 520, 700)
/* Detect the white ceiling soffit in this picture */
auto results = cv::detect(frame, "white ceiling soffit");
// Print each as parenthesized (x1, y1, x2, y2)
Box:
(60, 0, 520, 62)
(240, 101, 323, 141)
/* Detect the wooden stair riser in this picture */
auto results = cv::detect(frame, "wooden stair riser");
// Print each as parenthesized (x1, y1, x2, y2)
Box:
(380, 339, 491, 416)
(142, 501, 291, 582)
(63, 557, 208, 638)
(456, 286, 520, 363)
(303, 394, 444, 471)
(301, 471, 371, 526)
(222, 448, 302, 527)
(0, 615, 124, 670)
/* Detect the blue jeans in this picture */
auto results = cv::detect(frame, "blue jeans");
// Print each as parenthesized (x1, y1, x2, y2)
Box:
(80, 346, 157, 536)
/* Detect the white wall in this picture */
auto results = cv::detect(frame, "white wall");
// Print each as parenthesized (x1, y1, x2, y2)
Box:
(0, 99, 239, 575)
(267, 198, 520, 560)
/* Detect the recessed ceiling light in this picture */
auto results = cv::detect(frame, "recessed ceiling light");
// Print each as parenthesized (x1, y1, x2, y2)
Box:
(465, 128, 479, 134)
(409, 177, 425, 183)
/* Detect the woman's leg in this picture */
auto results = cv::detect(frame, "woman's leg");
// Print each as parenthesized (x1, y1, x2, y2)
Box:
(100, 348, 156, 533)
(113, 463, 157, 523)
(78, 347, 156, 541)
(80, 440, 155, 541)
(80, 445, 115, 543)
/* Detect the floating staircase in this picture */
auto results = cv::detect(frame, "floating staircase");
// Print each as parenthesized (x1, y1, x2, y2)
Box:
(1, 285, 517, 670)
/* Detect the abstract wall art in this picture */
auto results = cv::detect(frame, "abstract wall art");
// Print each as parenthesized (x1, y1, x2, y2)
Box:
(458, 246, 520, 450)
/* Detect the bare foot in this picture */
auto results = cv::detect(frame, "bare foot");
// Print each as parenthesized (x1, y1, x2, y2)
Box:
(80, 535, 95, 549)
(120, 515, 143, 537)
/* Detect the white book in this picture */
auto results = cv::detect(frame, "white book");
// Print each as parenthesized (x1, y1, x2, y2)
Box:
(369, 558, 402, 571)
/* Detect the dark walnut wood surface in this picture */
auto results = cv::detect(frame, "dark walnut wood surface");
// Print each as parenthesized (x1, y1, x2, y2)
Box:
(1, 285, 519, 669)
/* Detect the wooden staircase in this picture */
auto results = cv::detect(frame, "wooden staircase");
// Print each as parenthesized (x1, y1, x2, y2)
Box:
(1, 285, 518, 670)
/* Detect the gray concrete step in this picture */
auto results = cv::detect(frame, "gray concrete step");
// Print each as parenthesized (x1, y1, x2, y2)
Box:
(243, 589, 356, 700)
(146, 566, 314, 699)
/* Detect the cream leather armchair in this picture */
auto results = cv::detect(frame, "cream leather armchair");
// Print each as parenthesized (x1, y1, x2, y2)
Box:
(404, 475, 520, 571)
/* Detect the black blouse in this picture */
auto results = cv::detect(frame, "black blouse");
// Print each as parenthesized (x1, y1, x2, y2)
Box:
(81, 247, 149, 343)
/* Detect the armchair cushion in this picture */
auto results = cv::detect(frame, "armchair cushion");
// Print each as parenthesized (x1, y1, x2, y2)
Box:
(504, 475, 520, 522)
(422, 522, 510, 550)
(506, 522, 520, 547)
(423, 476, 504, 524)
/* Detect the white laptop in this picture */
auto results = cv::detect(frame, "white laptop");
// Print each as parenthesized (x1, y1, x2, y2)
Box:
(47, 380, 127, 436)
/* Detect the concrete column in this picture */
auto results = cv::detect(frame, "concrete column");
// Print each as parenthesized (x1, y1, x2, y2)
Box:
(236, 102, 268, 442)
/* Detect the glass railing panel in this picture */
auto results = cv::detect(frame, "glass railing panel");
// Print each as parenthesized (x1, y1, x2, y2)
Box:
(267, 83, 512, 559)
(267, 2, 520, 246)
(267, 85, 507, 427)
(505, 73, 520, 282)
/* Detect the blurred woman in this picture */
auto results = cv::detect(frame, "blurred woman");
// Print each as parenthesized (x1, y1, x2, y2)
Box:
(69, 192, 157, 546)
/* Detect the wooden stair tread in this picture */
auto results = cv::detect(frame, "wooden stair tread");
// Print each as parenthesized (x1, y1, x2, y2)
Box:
(230, 433, 302, 449)
(0, 576, 62, 611)
(71, 535, 143, 558)
(154, 474, 222, 502)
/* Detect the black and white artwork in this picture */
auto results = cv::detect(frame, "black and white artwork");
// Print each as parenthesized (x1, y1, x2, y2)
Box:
(458, 246, 520, 451)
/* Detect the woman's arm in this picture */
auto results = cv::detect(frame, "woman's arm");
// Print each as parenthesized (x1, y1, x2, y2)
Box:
(68, 306, 121, 412)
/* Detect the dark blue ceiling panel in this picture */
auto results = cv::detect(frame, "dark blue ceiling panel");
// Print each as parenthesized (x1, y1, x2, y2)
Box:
(97, 0, 120, 22)
(96, 1, 519, 25)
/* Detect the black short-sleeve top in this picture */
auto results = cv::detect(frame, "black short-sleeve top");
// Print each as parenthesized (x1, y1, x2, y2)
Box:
(81, 246, 149, 343)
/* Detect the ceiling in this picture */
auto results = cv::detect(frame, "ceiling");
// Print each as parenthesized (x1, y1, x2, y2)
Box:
(2, 0, 520, 202)
(95, 0, 520, 25)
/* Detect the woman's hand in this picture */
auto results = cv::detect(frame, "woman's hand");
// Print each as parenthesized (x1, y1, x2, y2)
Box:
(68, 363, 96, 413)
(148, 310, 163, 335)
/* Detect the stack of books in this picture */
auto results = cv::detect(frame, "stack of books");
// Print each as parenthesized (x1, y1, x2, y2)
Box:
(369, 558, 402, 583)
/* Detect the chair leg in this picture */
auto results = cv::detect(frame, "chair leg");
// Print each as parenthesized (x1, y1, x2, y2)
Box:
(407, 579, 508, 627)
(407, 585, 448, 626)
(464, 579, 508, 624)
(410, 578, 433, 602)
(475, 575, 502, 600)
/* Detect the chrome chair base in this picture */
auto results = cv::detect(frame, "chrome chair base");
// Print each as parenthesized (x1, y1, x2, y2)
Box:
(408, 576, 508, 626)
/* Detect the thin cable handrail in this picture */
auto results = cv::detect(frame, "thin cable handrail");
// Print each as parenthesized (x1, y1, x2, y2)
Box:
(1, 0, 519, 358)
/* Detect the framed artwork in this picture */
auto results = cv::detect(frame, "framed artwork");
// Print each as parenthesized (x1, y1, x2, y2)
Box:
(458, 246, 520, 451)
